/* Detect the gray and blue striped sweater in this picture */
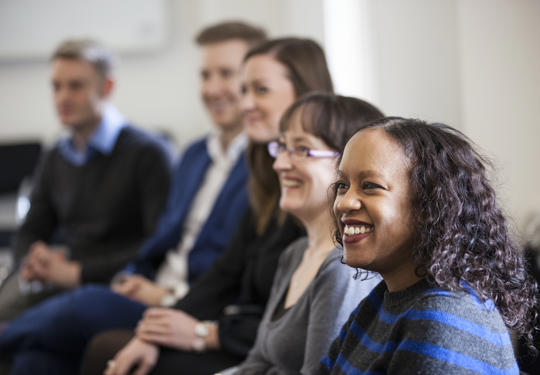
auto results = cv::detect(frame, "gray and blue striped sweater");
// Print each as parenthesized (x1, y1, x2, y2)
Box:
(318, 279, 518, 375)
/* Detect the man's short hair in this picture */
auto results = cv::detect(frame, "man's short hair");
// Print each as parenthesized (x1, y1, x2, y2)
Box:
(195, 21, 267, 48)
(51, 39, 115, 79)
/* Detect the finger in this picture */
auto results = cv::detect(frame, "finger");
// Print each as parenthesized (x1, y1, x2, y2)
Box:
(32, 244, 50, 256)
(50, 250, 66, 261)
(33, 240, 47, 248)
(104, 359, 116, 375)
(125, 279, 142, 295)
(25, 256, 39, 270)
(110, 354, 134, 375)
(111, 282, 125, 294)
(24, 258, 48, 280)
(136, 331, 172, 347)
(29, 241, 46, 254)
(113, 279, 139, 297)
(132, 361, 154, 375)
(104, 363, 114, 375)
(20, 263, 33, 279)
(112, 279, 132, 295)
(140, 313, 169, 326)
(121, 277, 142, 294)
(26, 248, 41, 262)
(143, 308, 171, 319)
(137, 321, 170, 337)
(34, 248, 52, 267)
(30, 258, 49, 275)
(130, 274, 146, 282)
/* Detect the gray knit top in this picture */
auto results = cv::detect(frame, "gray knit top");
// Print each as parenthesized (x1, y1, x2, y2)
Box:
(235, 238, 380, 375)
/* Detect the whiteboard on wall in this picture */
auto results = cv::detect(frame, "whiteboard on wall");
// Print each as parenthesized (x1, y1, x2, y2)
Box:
(0, 0, 168, 61)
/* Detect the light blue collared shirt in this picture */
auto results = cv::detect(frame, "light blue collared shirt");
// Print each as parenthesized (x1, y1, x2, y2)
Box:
(58, 104, 127, 166)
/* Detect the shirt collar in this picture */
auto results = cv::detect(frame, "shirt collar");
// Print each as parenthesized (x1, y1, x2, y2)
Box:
(58, 104, 127, 165)
(87, 104, 127, 154)
(206, 131, 247, 165)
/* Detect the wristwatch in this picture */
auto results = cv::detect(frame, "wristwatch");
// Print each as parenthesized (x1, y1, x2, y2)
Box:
(192, 321, 210, 352)
(160, 292, 176, 307)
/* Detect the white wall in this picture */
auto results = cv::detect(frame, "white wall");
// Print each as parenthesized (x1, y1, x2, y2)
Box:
(0, 0, 324, 147)
(372, 0, 462, 127)
(456, 0, 540, 232)
(0, 0, 538, 236)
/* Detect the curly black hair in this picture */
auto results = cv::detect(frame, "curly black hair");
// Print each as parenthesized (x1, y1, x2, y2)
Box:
(333, 117, 539, 350)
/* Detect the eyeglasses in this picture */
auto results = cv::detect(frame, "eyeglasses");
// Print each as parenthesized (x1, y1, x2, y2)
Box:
(267, 140, 339, 159)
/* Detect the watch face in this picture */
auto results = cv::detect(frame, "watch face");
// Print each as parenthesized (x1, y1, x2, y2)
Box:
(194, 322, 209, 337)
(192, 337, 206, 352)
(160, 293, 176, 307)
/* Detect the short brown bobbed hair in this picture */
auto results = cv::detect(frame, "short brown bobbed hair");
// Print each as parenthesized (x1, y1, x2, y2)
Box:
(51, 39, 115, 79)
(195, 21, 267, 48)
(279, 92, 384, 154)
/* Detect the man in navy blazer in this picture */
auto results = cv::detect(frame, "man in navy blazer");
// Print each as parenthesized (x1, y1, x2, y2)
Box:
(0, 21, 267, 374)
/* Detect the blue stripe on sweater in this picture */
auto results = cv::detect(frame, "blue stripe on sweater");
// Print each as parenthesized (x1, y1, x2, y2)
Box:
(366, 286, 509, 346)
(349, 321, 397, 354)
(460, 281, 496, 310)
(321, 354, 334, 370)
(376, 308, 510, 346)
(423, 288, 453, 297)
(332, 353, 386, 375)
(398, 339, 519, 375)
(348, 322, 516, 375)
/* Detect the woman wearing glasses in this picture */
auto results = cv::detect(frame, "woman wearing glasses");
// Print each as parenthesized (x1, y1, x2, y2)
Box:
(231, 92, 383, 374)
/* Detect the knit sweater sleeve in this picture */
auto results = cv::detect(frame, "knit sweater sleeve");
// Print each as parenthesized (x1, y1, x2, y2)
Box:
(12, 149, 58, 262)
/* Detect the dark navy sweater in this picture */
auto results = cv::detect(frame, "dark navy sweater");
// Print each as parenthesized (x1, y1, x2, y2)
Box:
(13, 126, 171, 283)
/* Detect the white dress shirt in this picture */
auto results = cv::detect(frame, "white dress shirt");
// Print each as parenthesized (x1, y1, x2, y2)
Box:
(154, 131, 247, 305)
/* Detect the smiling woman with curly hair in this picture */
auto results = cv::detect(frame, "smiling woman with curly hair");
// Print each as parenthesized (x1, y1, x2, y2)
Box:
(319, 117, 538, 375)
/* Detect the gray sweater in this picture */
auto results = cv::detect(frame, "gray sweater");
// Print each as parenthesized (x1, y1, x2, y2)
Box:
(318, 279, 518, 374)
(235, 238, 380, 375)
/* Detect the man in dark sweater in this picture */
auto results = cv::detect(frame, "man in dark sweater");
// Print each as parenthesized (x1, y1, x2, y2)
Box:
(0, 39, 171, 320)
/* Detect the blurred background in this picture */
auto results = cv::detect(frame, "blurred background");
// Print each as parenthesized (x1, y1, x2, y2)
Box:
(0, 0, 539, 241)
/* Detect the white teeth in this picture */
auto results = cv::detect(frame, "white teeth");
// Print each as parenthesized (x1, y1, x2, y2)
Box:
(343, 224, 373, 236)
(208, 100, 229, 111)
(282, 179, 301, 188)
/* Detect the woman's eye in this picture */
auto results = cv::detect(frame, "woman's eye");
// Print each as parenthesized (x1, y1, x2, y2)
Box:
(362, 181, 383, 190)
(277, 142, 287, 153)
(255, 85, 268, 94)
(220, 69, 234, 78)
(335, 181, 348, 192)
(294, 145, 310, 156)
